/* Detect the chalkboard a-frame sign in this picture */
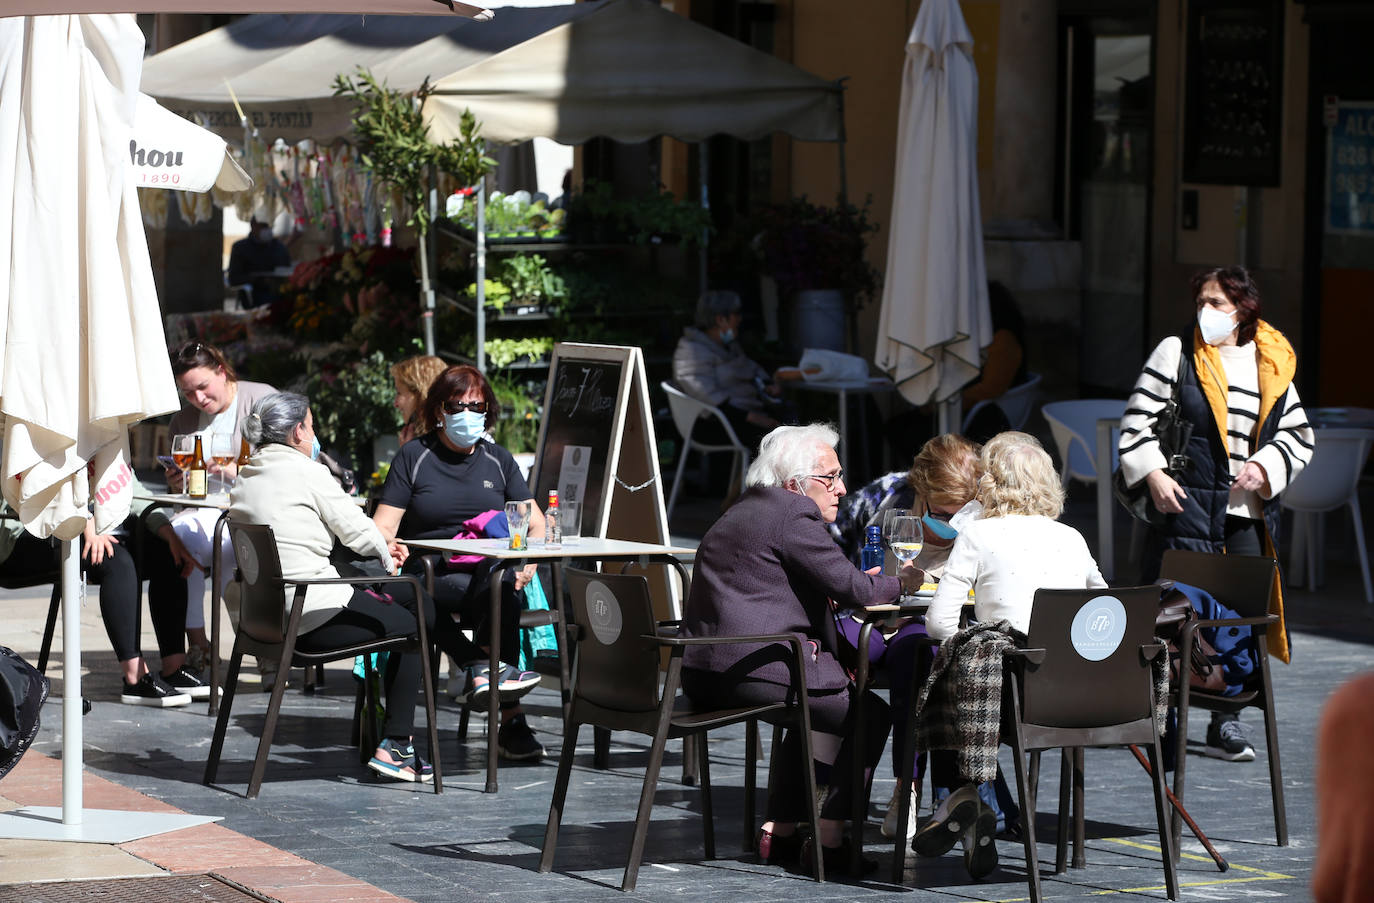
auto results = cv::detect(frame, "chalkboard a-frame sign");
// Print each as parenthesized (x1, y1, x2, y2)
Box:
(531, 343, 670, 548)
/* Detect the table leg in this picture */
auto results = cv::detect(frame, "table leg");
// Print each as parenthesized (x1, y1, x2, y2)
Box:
(1095, 419, 1115, 582)
(209, 512, 229, 716)
(486, 563, 507, 793)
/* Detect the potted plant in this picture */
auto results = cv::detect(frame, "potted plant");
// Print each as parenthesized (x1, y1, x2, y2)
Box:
(755, 196, 880, 352)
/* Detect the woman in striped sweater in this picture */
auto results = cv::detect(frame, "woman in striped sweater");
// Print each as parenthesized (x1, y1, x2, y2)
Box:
(1118, 265, 1313, 760)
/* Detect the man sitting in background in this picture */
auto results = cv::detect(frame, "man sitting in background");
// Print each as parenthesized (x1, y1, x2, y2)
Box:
(227, 218, 292, 307)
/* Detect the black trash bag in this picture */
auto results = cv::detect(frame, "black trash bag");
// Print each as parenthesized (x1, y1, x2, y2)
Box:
(0, 645, 49, 781)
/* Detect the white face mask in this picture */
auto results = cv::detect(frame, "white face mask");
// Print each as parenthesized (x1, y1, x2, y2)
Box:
(1197, 306, 1237, 345)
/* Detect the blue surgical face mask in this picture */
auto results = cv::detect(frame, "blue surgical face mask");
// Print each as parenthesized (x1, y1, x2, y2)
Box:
(443, 410, 486, 448)
(719, 328, 736, 345)
(310, 435, 321, 461)
(921, 511, 959, 541)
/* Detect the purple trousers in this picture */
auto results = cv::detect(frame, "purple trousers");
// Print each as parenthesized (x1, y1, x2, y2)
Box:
(834, 615, 935, 780)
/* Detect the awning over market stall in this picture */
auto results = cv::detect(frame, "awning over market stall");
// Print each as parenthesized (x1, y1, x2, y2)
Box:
(139, 0, 843, 146)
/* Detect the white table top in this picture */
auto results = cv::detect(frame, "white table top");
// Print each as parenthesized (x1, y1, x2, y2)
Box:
(790, 376, 895, 393)
(400, 536, 695, 560)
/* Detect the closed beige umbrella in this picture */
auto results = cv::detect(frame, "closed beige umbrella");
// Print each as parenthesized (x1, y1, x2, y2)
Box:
(875, 0, 991, 419)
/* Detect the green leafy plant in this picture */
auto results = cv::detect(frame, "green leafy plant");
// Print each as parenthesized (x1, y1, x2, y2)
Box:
(489, 374, 541, 454)
(332, 68, 496, 234)
(464, 277, 512, 312)
(498, 254, 567, 310)
(305, 350, 403, 471)
(485, 337, 553, 369)
(564, 180, 711, 245)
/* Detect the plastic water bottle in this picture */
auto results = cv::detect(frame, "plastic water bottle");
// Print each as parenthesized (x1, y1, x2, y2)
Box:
(545, 490, 562, 549)
(860, 524, 884, 572)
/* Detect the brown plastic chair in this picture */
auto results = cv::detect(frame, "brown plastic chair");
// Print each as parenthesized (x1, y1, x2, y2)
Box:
(1004, 586, 1178, 903)
(540, 567, 824, 890)
(204, 522, 441, 799)
(1157, 550, 1285, 852)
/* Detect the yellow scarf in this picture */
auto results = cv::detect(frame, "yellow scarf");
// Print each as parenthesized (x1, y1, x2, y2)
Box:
(1190, 319, 1297, 663)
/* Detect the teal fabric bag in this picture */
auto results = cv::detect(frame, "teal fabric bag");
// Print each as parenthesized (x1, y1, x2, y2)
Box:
(519, 575, 559, 671)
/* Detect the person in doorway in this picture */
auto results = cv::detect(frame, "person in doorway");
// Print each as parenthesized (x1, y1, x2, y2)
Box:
(1117, 265, 1312, 762)
(226, 217, 292, 307)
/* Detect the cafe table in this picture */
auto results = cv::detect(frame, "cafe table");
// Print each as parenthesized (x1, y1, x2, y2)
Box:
(398, 535, 695, 792)
(788, 376, 896, 478)
(845, 589, 976, 880)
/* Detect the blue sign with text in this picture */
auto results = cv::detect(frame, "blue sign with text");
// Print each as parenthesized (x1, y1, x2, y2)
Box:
(1328, 103, 1374, 234)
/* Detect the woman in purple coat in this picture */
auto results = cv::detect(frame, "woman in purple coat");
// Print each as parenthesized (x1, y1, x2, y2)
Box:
(681, 423, 918, 874)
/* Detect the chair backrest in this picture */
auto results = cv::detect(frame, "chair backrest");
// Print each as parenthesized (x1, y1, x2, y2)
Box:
(564, 567, 664, 718)
(1280, 428, 1373, 513)
(1019, 585, 1161, 729)
(1158, 550, 1277, 620)
(964, 372, 1043, 434)
(661, 381, 713, 438)
(1040, 399, 1128, 482)
(661, 380, 743, 452)
(997, 371, 1043, 431)
(229, 521, 289, 646)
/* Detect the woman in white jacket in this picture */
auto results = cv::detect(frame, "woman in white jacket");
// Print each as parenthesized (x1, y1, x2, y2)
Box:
(231, 393, 435, 783)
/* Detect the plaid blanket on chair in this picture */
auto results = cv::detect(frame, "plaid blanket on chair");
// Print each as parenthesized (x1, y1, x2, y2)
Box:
(915, 620, 1022, 785)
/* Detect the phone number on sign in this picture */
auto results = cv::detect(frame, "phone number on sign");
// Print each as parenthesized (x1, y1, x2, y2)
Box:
(134, 172, 182, 185)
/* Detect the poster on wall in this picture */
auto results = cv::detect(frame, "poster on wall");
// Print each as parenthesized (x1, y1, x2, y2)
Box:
(1326, 102, 1374, 235)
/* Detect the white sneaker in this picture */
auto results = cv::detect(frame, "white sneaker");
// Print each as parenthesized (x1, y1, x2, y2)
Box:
(881, 785, 919, 839)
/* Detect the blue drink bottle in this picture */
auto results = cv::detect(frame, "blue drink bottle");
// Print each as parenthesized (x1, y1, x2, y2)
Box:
(860, 524, 884, 572)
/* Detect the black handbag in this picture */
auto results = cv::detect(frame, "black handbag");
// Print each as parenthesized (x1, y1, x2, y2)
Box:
(1113, 342, 1194, 527)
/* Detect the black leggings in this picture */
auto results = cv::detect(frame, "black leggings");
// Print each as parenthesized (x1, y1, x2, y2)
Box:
(682, 668, 889, 823)
(5, 524, 186, 664)
(404, 557, 521, 667)
(296, 583, 435, 738)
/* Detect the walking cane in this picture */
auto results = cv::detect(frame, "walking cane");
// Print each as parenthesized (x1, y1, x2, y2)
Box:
(1128, 744, 1228, 872)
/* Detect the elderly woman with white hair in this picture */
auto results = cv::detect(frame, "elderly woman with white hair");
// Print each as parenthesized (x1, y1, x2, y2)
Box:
(680, 423, 921, 875)
(914, 431, 1106, 880)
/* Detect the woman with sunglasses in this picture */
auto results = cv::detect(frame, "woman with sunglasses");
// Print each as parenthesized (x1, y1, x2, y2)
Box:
(372, 365, 545, 761)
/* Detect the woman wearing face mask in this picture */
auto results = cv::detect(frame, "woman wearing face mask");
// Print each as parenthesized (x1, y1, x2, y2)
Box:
(371, 365, 546, 762)
(230, 393, 439, 782)
(672, 290, 790, 452)
(390, 354, 448, 446)
(828, 433, 984, 839)
(1117, 266, 1313, 762)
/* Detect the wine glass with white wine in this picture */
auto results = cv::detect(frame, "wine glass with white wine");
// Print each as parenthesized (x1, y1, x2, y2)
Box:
(210, 432, 235, 496)
(889, 515, 925, 572)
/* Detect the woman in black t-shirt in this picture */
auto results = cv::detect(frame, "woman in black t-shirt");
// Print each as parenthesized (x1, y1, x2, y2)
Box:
(373, 365, 547, 761)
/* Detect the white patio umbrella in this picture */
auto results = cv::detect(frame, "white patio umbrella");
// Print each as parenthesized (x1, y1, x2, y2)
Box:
(875, 0, 991, 428)
(0, 14, 245, 842)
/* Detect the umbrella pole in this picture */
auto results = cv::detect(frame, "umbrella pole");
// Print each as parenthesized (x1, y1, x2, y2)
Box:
(60, 537, 81, 824)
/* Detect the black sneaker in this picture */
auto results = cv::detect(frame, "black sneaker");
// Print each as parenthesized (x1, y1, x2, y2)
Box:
(162, 666, 211, 700)
(1204, 716, 1255, 762)
(121, 673, 192, 708)
(497, 713, 545, 761)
